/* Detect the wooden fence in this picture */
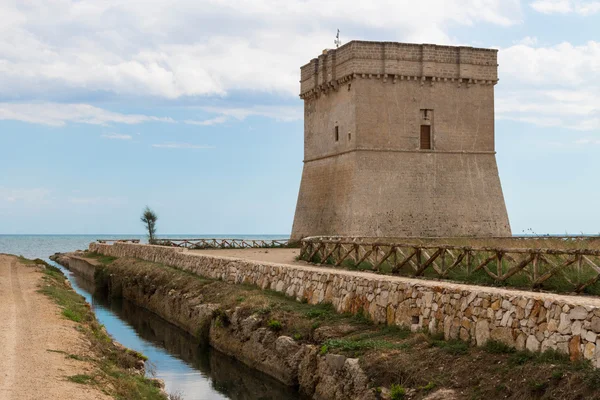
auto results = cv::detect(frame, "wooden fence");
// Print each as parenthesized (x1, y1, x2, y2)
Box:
(154, 238, 292, 249)
(299, 237, 600, 294)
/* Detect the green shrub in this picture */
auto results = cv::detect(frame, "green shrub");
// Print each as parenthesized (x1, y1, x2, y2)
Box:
(485, 340, 516, 354)
(390, 384, 406, 400)
(267, 319, 283, 331)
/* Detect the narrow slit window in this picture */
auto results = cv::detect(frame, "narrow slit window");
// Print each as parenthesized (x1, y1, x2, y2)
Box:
(420, 125, 431, 150)
(335, 126, 339, 142)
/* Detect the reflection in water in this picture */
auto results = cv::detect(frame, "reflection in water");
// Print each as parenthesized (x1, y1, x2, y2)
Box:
(64, 268, 300, 400)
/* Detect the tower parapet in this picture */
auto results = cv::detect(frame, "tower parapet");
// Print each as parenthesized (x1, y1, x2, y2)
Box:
(300, 41, 498, 100)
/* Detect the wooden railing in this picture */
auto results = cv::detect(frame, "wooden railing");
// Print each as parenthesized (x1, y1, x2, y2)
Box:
(155, 238, 292, 249)
(97, 239, 140, 244)
(299, 237, 600, 294)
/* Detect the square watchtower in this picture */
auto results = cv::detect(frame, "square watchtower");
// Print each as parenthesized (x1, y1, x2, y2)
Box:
(291, 41, 511, 240)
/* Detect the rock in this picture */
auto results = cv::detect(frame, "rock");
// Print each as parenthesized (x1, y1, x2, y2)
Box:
(586, 331, 597, 343)
(491, 300, 501, 311)
(558, 313, 572, 334)
(475, 320, 490, 346)
(584, 343, 596, 360)
(516, 334, 526, 351)
(324, 354, 346, 372)
(312, 324, 358, 342)
(537, 307, 547, 324)
(148, 378, 165, 389)
(275, 336, 300, 357)
(526, 335, 540, 352)
(557, 342, 569, 354)
(423, 389, 459, 400)
(241, 315, 262, 339)
(379, 387, 391, 400)
(591, 316, 600, 333)
(570, 306, 588, 320)
(460, 328, 470, 341)
(313, 357, 376, 400)
(490, 327, 515, 346)
(444, 316, 453, 339)
(500, 311, 511, 327)
(572, 320, 582, 336)
(535, 331, 545, 343)
(424, 292, 434, 308)
(298, 345, 319, 393)
(569, 336, 582, 361)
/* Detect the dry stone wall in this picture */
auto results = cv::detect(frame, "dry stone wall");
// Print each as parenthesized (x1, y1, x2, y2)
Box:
(90, 242, 600, 367)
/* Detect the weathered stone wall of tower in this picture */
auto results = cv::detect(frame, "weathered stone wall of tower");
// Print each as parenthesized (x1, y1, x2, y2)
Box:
(291, 41, 511, 240)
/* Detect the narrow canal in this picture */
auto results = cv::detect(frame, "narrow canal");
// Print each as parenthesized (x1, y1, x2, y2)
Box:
(52, 261, 301, 400)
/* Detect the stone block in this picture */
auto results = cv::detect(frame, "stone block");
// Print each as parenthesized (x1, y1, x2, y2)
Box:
(475, 320, 490, 346)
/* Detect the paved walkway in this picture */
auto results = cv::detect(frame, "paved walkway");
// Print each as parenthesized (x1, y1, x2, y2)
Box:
(190, 248, 303, 265)
(188, 248, 600, 308)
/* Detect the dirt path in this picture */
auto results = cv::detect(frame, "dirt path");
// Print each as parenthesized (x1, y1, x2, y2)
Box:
(0, 255, 110, 400)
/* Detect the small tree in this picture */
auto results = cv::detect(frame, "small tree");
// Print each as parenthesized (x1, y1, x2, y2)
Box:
(141, 206, 158, 244)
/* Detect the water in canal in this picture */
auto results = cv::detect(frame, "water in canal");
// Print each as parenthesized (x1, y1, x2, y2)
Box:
(0, 235, 300, 400)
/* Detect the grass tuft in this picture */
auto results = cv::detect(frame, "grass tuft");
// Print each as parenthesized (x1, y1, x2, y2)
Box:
(485, 340, 516, 354)
(67, 374, 93, 384)
(84, 252, 117, 266)
(430, 339, 469, 355)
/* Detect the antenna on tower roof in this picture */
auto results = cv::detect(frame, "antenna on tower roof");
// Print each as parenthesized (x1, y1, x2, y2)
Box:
(334, 29, 341, 48)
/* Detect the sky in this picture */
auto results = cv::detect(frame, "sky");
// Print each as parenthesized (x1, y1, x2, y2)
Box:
(0, 0, 599, 235)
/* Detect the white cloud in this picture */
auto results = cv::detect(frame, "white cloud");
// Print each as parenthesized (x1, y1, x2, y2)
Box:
(514, 36, 538, 46)
(0, 103, 174, 127)
(151, 143, 215, 149)
(183, 105, 303, 126)
(202, 106, 303, 122)
(68, 196, 125, 205)
(530, 0, 600, 15)
(184, 116, 228, 126)
(0, 187, 50, 204)
(101, 133, 133, 140)
(575, 138, 600, 144)
(0, 0, 522, 101)
(497, 41, 600, 131)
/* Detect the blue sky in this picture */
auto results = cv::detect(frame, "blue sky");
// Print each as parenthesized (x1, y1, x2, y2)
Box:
(0, 0, 599, 235)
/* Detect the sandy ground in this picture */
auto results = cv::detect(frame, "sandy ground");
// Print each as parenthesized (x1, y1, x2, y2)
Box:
(0, 255, 110, 400)
(189, 248, 302, 265)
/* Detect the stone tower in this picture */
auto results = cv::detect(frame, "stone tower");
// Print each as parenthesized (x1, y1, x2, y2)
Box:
(291, 41, 511, 240)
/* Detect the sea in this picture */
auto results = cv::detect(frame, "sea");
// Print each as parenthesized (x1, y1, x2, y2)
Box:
(0, 234, 289, 260)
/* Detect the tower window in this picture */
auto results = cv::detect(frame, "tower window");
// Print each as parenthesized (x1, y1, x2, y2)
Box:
(420, 109, 433, 150)
(335, 126, 339, 142)
(420, 125, 431, 150)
